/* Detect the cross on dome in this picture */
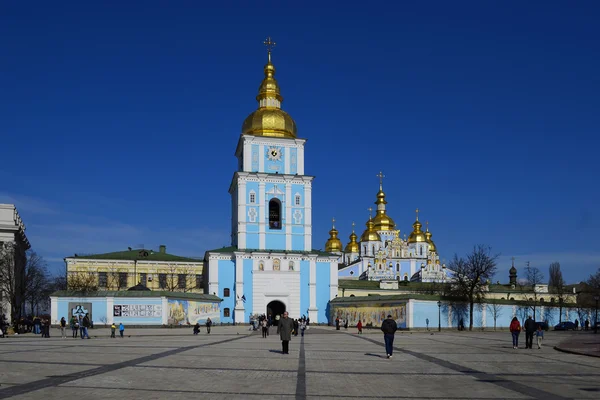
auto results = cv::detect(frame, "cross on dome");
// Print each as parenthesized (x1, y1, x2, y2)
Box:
(332, 217, 336, 229)
(352, 221, 355, 232)
(376, 171, 385, 190)
(368, 207, 373, 218)
(264, 36, 276, 62)
(415, 208, 420, 221)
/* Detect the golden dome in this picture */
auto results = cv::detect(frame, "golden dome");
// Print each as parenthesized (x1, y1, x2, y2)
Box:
(407, 209, 427, 244)
(372, 173, 395, 231)
(344, 223, 360, 253)
(360, 217, 381, 242)
(425, 222, 437, 253)
(325, 218, 343, 253)
(241, 51, 297, 139)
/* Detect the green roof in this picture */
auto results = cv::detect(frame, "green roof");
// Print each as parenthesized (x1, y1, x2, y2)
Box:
(205, 246, 337, 258)
(68, 248, 201, 262)
(51, 290, 221, 301)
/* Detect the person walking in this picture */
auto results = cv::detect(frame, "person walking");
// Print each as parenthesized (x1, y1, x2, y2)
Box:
(119, 323, 125, 338)
(206, 318, 212, 334)
(357, 319, 363, 334)
(300, 319, 307, 337)
(524, 316, 535, 349)
(60, 317, 67, 339)
(110, 323, 116, 338)
(335, 317, 340, 330)
(81, 314, 91, 339)
(344, 319, 349, 330)
(381, 315, 398, 359)
(426, 318, 429, 331)
(574, 319, 579, 331)
(70, 316, 78, 338)
(585, 319, 590, 331)
(536, 325, 544, 349)
(509, 317, 521, 349)
(277, 311, 294, 354)
(261, 318, 268, 338)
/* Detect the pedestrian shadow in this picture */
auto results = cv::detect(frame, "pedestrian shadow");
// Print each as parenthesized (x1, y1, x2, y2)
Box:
(269, 349, 284, 354)
(364, 353, 385, 358)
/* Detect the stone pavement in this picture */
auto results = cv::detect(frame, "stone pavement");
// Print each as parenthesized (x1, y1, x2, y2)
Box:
(0, 327, 599, 399)
(554, 331, 600, 358)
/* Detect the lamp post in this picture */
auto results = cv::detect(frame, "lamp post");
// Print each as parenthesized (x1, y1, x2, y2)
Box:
(437, 300, 442, 332)
(594, 295, 599, 334)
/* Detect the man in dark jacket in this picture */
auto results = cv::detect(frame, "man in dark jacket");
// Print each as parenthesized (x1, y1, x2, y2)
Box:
(277, 312, 294, 354)
(524, 316, 536, 349)
(380, 315, 398, 359)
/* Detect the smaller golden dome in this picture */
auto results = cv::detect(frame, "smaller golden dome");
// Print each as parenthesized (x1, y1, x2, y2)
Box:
(344, 223, 360, 253)
(325, 218, 343, 253)
(407, 209, 427, 244)
(425, 221, 437, 253)
(360, 217, 381, 242)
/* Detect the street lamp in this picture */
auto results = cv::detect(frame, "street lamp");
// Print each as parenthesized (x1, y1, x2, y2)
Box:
(437, 300, 442, 332)
(594, 295, 599, 334)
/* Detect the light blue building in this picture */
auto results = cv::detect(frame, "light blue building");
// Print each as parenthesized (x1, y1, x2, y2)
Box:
(204, 45, 338, 324)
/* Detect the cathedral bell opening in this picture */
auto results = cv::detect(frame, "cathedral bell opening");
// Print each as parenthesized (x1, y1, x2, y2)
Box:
(269, 198, 282, 229)
(267, 300, 286, 326)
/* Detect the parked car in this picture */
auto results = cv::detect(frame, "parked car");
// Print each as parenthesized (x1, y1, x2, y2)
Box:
(554, 321, 576, 331)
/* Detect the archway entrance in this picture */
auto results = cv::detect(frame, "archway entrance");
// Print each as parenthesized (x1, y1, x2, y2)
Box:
(267, 300, 286, 326)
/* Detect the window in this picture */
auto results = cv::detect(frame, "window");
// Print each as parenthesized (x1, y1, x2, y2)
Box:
(224, 308, 230, 317)
(396, 263, 400, 272)
(295, 194, 301, 206)
(350, 294, 355, 297)
(249, 191, 256, 204)
(98, 272, 107, 288)
(178, 274, 187, 289)
(195, 274, 203, 289)
(118, 272, 128, 288)
(269, 198, 282, 229)
(159, 273, 167, 289)
(224, 288, 230, 297)
(139, 273, 147, 285)
(404, 275, 408, 282)
(420, 246, 423, 256)
(350, 271, 354, 276)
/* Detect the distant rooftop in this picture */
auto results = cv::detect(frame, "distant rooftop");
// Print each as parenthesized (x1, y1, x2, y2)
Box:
(205, 246, 337, 258)
(51, 290, 221, 301)
(67, 245, 201, 262)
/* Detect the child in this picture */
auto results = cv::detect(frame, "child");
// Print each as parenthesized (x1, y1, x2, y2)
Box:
(357, 320, 363, 334)
(119, 322, 125, 338)
(110, 323, 116, 338)
(536, 325, 544, 349)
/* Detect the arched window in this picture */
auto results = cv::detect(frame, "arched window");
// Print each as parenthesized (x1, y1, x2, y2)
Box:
(350, 294, 355, 297)
(540, 298, 545, 302)
(224, 308, 230, 317)
(396, 263, 400, 272)
(269, 198, 282, 229)
(420, 246, 423, 256)
(403, 275, 408, 281)
(223, 288, 230, 297)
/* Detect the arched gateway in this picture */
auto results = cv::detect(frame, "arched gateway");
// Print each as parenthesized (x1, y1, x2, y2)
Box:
(267, 300, 286, 326)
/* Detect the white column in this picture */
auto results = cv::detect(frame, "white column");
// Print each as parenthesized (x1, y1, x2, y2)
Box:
(162, 297, 169, 325)
(237, 180, 247, 249)
(50, 297, 58, 324)
(258, 181, 266, 249)
(329, 259, 338, 300)
(297, 143, 305, 175)
(482, 305, 487, 329)
(258, 144, 265, 172)
(106, 297, 114, 324)
(208, 257, 219, 296)
(285, 181, 292, 250)
(407, 300, 414, 329)
(308, 256, 318, 321)
(304, 182, 312, 251)
(234, 253, 245, 321)
(284, 145, 291, 174)
(243, 139, 252, 171)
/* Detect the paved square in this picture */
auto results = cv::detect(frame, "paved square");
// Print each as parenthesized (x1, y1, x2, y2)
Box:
(0, 327, 599, 399)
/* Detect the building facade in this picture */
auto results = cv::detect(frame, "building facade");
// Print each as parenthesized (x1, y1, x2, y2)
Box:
(65, 245, 204, 293)
(204, 46, 339, 324)
(0, 204, 31, 323)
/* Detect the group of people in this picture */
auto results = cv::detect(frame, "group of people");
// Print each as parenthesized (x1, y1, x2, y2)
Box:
(509, 316, 544, 349)
(573, 319, 592, 330)
(192, 318, 213, 335)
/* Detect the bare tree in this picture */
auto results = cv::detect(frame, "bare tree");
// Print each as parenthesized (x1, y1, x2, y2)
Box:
(548, 262, 564, 288)
(448, 245, 498, 331)
(523, 265, 544, 321)
(0, 242, 22, 323)
(23, 251, 51, 316)
(487, 299, 503, 331)
(67, 271, 98, 293)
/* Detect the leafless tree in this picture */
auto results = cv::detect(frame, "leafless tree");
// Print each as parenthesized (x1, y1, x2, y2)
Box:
(448, 245, 499, 331)
(0, 242, 22, 323)
(548, 262, 564, 288)
(588, 268, 600, 290)
(67, 271, 98, 293)
(487, 299, 503, 331)
(23, 251, 51, 315)
(523, 265, 544, 321)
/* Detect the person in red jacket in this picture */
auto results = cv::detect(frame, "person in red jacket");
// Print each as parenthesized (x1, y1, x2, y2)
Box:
(509, 317, 521, 349)
(357, 320, 363, 334)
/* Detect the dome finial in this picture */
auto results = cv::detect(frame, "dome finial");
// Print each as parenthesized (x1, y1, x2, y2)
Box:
(368, 207, 373, 219)
(415, 208, 420, 221)
(426, 220, 429, 232)
(377, 171, 385, 191)
(264, 36, 276, 63)
(332, 217, 336, 229)
(351, 221, 355, 233)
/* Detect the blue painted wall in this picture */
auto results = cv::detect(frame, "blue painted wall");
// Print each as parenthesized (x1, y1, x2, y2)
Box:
(266, 232, 286, 250)
(58, 298, 108, 324)
(290, 148, 297, 174)
(292, 234, 304, 251)
(300, 260, 310, 318)
(243, 258, 254, 322)
(218, 259, 235, 323)
(316, 262, 331, 323)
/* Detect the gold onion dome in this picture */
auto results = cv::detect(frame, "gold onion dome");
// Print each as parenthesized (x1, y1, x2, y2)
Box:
(407, 208, 427, 243)
(325, 218, 343, 253)
(425, 221, 437, 253)
(344, 223, 360, 253)
(372, 172, 395, 231)
(241, 38, 297, 138)
(360, 210, 381, 242)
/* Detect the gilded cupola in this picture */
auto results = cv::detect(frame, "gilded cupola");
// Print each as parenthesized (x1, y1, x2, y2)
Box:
(325, 218, 343, 253)
(344, 222, 360, 253)
(372, 172, 396, 231)
(425, 221, 437, 253)
(241, 37, 297, 139)
(407, 208, 427, 243)
(360, 209, 382, 242)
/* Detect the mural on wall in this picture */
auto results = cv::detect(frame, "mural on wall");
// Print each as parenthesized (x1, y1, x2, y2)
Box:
(68, 302, 92, 320)
(331, 304, 407, 328)
(113, 304, 162, 318)
(167, 299, 221, 325)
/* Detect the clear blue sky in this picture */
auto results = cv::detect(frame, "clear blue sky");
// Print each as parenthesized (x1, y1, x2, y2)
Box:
(1, 1, 599, 283)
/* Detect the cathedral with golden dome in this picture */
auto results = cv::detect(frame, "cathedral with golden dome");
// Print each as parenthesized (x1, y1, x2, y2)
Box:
(331, 174, 454, 283)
